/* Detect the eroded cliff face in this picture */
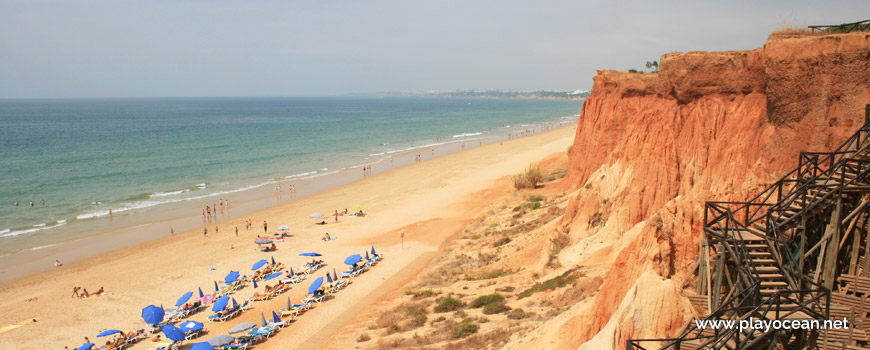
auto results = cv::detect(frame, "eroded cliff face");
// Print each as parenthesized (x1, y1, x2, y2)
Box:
(530, 32, 870, 349)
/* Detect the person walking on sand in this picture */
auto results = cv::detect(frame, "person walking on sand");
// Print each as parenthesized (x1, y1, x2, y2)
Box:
(235, 226, 238, 236)
(263, 221, 268, 233)
(334, 210, 339, 223)
(72, 286, 80, 298)
(215, 225, 219, 234)
(203, 227, 208, 237)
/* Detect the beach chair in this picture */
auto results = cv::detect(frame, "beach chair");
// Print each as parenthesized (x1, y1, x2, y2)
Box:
(207, 312, 222, 322)
(249, 292, 271, 302)
(247, 325, 278, 338)
(184, 329, 201, 340)
(302, 292, 325, 303)
(222, 342, 250, 350)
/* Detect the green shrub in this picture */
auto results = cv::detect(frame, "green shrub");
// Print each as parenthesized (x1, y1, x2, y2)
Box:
(434, 297, 466, 312)
(464, 268, 514, 281)
(405, 289, 440, 299)
(513, 165, 543, 190)
(493, 237, 511, 247)
(527, 194, 545, 202)
(482, 302, 511, 314)
(471, 293, 505, 308)
(518, 270, 580, 299)
(507, 308, 532, 319)
(409, 313, 428, 328)
(453, 319, 479, 338)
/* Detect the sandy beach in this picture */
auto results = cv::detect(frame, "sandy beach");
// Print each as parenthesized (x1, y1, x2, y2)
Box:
(0, 124, 576, 350)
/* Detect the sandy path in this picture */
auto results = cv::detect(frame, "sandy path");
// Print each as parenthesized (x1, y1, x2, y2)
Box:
(0, 125, 576, 350)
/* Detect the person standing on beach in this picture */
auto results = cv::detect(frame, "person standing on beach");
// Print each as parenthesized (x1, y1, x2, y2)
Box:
(263, 221, 268, 233)
(334, 210, 339, 223)
(170, 227, 174, 235)
(72, 286, 80, 298)
(235, 227, 238, 236)
(215, 225, 219, 234)
(203, 227, 208, 237)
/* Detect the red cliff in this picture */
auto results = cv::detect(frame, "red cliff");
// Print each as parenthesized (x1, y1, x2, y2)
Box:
(524, 32, 870, 349)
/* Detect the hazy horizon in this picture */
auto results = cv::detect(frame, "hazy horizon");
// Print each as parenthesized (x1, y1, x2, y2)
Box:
(1, 0, 868, 99)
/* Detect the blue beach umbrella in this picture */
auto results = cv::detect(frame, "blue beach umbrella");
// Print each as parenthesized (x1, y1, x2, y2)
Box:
(310, 213, 324, 218)
(252, 259, 268, 270)
(289, 267, 294, 276)
(190, 342, 215, 350)
(179, 320, 204, 333)
(332, 268, 338, 281)
(271, 256, 276, 265)
(198, 287, 205, 298)
(278, 226, 289, 231)
(225, 271, 240, 284)
(264, 272, 282, 281)
(299, 252, 321, 257)
(213, 281, 219, 292)
(175, 291, 193, 307)
(365, 251, 370, 260)
(260, 312, 268, 327)
(327, 273, 333, 283)
(141, 305, 164, 326)
(212, 295, 230, 312)
(162, 324, 186, 342)
(272, 311, 281, 323)
(344, 254, 362, 265)
(231, 298, 239, 308)
(253, 280, 258, 289)
(96, 329, 121, 337)
(371, 246, 376, 255)
(308, 277, 323, 294)
(76, 343, 95, 350)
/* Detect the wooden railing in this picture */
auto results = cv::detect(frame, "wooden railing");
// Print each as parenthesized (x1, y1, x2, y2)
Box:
(809, 19, 870, 33)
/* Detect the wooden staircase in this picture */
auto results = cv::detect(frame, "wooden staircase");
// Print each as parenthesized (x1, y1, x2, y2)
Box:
(628, 105, 870, 350)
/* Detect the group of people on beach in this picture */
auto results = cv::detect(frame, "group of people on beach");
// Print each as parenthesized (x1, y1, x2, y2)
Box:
(201, 199, 229, 220)
(71, 286, 104, 298)
(274, 183, 297, 198)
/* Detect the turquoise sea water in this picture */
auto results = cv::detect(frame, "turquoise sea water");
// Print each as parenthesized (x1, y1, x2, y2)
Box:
(0, 97, 579, 252)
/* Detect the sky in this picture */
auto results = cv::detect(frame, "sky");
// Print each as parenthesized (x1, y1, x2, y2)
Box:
(0, 0, 867, 98)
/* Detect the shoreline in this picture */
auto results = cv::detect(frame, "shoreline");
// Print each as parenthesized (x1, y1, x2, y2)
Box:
(0, 124, 577, 349)
(0, 119, 574, 284)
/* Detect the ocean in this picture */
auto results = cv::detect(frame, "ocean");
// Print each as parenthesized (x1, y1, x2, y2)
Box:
(0, 97, 580, 255)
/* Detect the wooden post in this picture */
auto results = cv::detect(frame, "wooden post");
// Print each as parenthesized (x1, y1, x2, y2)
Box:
(849, 211, 866, 275)
(823, 198, 843, 290)
(712, 244, 724, 311)
(799, 215, 807, 288)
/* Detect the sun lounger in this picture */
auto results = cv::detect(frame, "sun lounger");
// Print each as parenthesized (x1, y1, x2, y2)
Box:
(249, 292, 271, 302)
(247, 325, 278, 338)
(222, 342, 250, 350)
(302, 292, 325, 303)
(280, 275, 303, 284)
